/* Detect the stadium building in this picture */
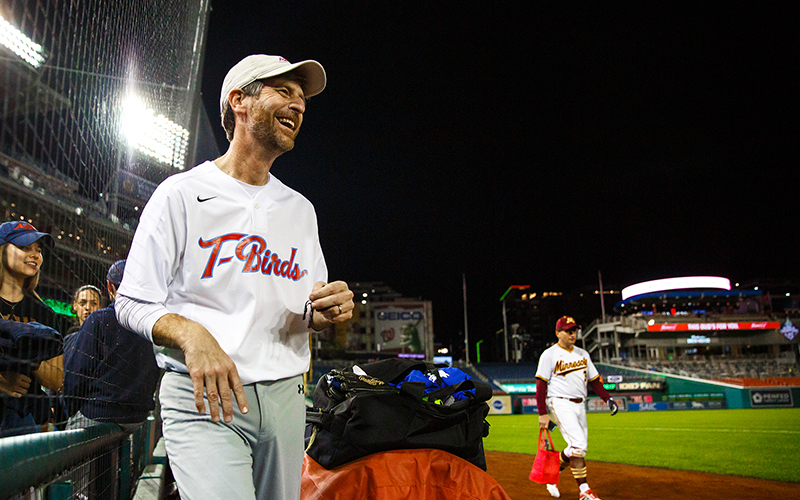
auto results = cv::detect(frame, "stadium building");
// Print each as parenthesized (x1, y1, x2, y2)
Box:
(581, 276, 799, 379)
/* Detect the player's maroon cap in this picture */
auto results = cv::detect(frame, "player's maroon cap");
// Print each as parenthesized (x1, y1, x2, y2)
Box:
(555, 316, 578, 331)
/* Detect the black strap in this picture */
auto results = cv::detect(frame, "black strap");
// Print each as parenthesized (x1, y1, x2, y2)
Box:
(306, 406, 344, 435)
(358, 358, 445, 385)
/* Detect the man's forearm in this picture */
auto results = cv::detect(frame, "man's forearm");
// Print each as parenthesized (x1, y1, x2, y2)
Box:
(152, 313, 202, 350)
(588, 377, 612, 401)
(151, 312, 248, 422)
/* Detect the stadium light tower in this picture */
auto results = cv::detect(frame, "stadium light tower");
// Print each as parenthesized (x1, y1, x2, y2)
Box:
(119, 94, 190, 170)
(500, 285, 529, 363)
(0, 14, 45, 68)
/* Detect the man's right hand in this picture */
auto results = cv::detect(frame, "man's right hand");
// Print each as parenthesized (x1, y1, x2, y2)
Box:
(153, 314, 249, 423)
(0, 371, 31, 398)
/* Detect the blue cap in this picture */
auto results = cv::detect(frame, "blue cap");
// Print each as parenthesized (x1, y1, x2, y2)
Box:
(0, 221, 55, 248)
(106, 260, 126, 287)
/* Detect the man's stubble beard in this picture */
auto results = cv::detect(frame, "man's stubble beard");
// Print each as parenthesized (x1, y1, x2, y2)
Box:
(249, 105, 296, 154)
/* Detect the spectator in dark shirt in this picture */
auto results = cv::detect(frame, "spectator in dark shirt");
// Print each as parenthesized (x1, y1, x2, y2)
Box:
(0, 221, 63, 436)
(63, 260, 160, 430)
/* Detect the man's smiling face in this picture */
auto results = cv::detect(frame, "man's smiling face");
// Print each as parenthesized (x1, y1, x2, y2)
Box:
(246, 75, 307, 153)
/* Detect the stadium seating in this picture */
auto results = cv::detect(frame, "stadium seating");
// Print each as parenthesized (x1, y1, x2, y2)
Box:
(608, 355, 799, 384)
(453, 363, 505, 393)
(474, 362, 536, 382)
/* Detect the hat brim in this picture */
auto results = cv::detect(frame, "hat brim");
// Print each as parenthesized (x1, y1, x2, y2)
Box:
(253, 59, 326, 98)
(8, 232, 55, 248)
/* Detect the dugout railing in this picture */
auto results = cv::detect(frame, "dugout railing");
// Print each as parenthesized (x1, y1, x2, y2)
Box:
(0, 417, 157, 500)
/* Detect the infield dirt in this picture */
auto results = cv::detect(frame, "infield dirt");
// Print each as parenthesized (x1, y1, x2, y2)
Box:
(486, 451, 797, 499)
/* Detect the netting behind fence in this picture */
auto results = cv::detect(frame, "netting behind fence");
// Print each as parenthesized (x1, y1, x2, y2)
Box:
(1, 0, 209, 292)
(0, 0, 210, 497)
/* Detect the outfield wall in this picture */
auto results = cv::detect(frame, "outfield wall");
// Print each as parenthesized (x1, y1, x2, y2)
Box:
(597, 363, 800, 410)
(503, 364, 800, 413)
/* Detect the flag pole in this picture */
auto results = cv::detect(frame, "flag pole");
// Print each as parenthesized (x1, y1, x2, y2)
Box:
(463, 273, 470, 365)
(598, 270, 607, 323)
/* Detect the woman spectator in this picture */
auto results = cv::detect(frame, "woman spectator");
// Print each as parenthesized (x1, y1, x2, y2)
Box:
(68, 284, 102, 335)
(0, 221, 64, 436)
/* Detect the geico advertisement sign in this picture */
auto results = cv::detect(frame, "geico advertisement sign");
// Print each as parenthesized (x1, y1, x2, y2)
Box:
(375, 306, 426, 353)
(377, 311, 424, 321)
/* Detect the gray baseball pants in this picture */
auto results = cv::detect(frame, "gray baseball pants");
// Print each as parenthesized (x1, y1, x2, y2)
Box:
(159, 371, 305, 500)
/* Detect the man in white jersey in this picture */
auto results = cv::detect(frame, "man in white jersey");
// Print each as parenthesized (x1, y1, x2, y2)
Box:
(116, 54, 355, 500)
(535, 316, 618, 500)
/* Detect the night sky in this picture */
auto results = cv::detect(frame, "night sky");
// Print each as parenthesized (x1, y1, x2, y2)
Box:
(199, 3, 798, 351)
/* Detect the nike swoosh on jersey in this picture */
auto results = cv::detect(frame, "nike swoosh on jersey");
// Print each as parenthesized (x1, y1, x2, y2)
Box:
(197, 195, 217, 203)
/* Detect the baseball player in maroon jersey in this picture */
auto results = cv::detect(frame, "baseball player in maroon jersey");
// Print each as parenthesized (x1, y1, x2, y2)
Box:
(535, 316, 618, 499)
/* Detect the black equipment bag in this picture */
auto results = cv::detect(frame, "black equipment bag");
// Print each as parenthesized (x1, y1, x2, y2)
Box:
(305, 358, 492, 470)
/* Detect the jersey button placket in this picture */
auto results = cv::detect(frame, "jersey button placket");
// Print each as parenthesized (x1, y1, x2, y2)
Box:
(251, 197, 269, 231)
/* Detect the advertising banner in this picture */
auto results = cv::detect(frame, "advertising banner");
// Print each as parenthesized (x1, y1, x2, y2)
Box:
(627, 402, 670, 411)
(648, 322, 780, 332)
(587, 397, 627, 413)
(374, 303, 427, 353)
(519, 396, 538, 414)
(750, 389, 793, 408)
(670, 400, 728, 410)
(623, 394, 654, 404)
(488, 395, 512, 415)
(499, 383, 538, 393)
(666, 392, 726, 402)
(616, 380, 667, 392)
(628, 401, 727, 411)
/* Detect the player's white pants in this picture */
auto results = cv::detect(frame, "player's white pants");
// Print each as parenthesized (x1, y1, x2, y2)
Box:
(160, 371, 305, 500)
(547, 397, 588, 457)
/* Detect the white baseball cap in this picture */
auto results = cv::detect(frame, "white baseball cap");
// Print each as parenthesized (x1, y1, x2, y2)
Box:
(219, 54, 327, 113)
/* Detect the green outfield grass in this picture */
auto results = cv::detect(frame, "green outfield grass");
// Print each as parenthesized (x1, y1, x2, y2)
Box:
(484, 409, 800, 483)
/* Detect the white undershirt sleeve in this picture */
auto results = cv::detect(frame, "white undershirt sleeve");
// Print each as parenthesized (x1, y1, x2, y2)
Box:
(115, 293, 170, 343)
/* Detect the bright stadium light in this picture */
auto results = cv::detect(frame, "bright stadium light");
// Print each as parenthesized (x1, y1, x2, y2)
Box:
(621, 276, 731, 301)
(120, 95, 190, 170)
(0, 14, 45, 68)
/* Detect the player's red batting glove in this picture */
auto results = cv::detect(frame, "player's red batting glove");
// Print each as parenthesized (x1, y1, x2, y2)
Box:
(608, 398, 619, 416)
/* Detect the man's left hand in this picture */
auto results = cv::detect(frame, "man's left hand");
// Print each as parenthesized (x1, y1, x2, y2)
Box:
(538, 414, 551, 430)
(309, 281, 354, 329)
(608, 398, 619, 416)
